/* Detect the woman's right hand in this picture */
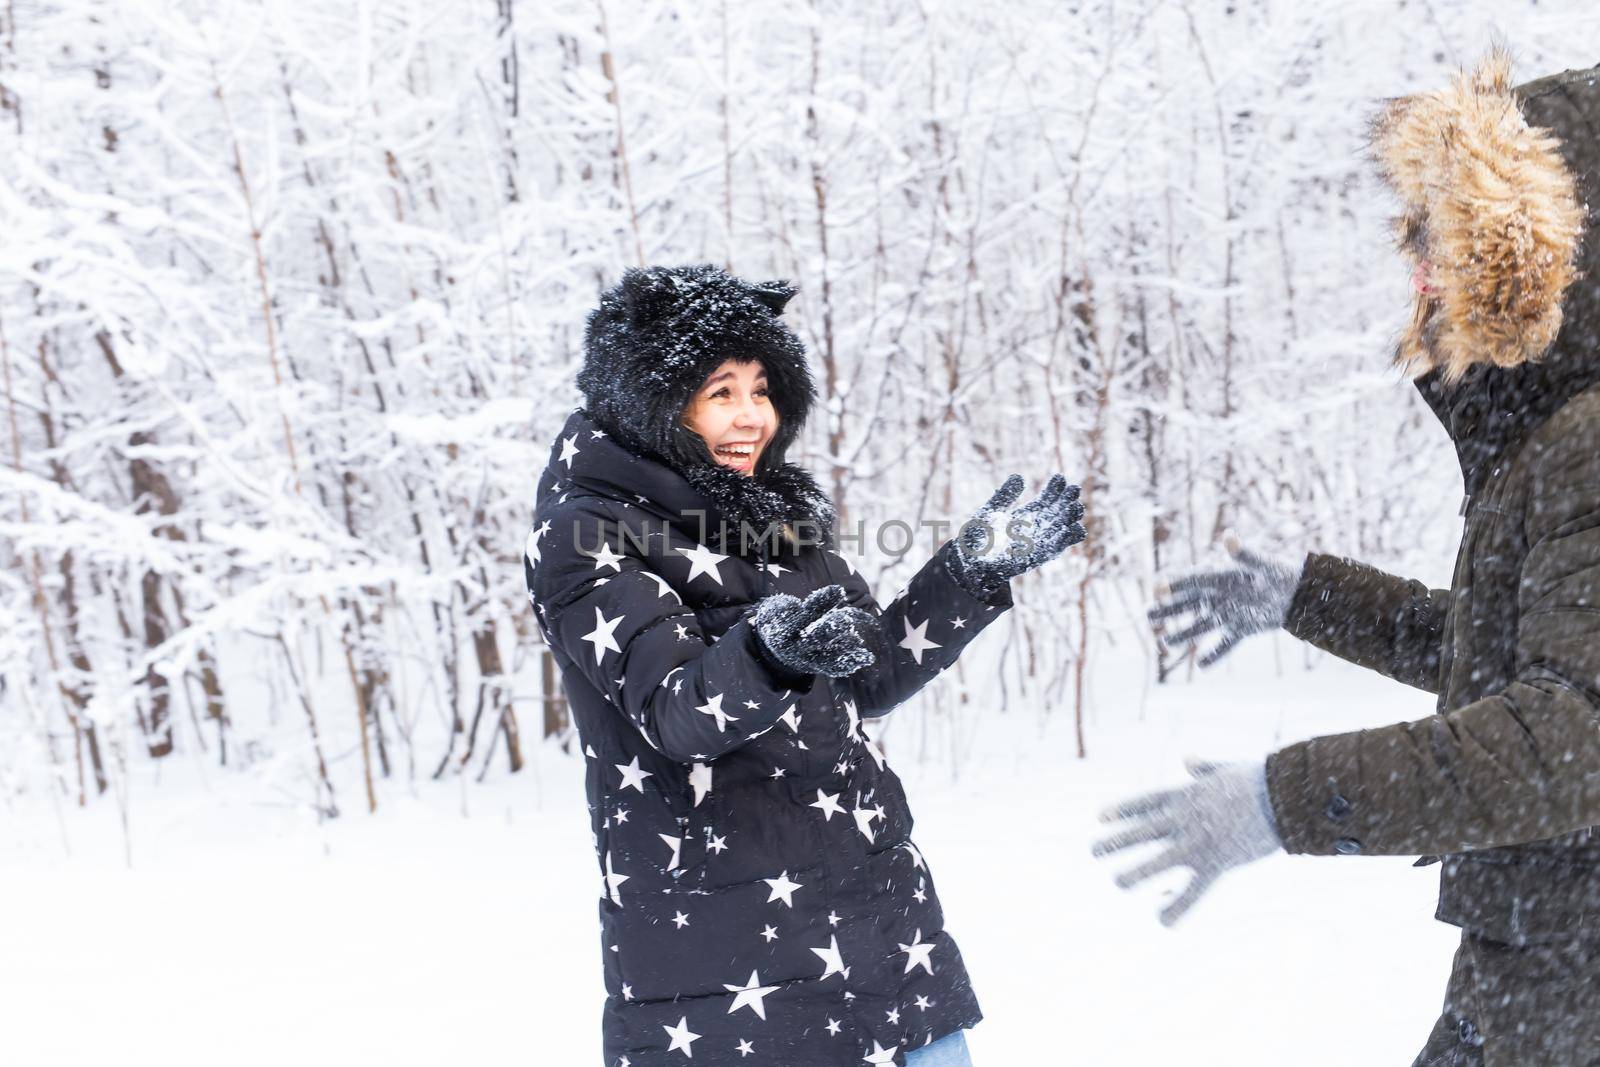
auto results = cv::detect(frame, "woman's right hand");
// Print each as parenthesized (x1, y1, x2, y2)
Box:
(752, 585, 878, 679)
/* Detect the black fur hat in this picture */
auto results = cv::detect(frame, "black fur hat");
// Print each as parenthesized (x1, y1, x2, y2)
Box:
(578, 264, 832, 546)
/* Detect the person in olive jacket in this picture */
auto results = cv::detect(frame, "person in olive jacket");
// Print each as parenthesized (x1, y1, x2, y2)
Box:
(526, 264, 1085, 1066)
(1095, 54, 1600, 1066)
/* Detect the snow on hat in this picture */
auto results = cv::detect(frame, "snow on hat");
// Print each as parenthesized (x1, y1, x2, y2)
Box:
(578, 264, 817, 476)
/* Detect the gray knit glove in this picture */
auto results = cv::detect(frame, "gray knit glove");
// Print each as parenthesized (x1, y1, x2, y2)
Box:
(947, 474, 1086, 598)
(1093, 759, 1283, 926)
(1148, 538, 1304, 667)
(752, 585, 877, 679)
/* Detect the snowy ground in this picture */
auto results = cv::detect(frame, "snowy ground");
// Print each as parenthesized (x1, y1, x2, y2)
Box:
(2, 634, 1457, 1066)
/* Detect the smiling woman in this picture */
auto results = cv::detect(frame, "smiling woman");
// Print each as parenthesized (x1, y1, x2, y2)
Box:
(525, 263, 1084, 1065)
(680, 360, 777, 476)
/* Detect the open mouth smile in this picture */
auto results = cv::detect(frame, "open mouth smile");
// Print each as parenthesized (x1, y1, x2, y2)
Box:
(714, 442, 760, 467)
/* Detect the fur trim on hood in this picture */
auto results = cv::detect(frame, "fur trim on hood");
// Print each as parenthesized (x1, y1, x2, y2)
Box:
(578, 264, 817, 473)
(574, 264, 832, 548)
(1370, 51, 1587, 381)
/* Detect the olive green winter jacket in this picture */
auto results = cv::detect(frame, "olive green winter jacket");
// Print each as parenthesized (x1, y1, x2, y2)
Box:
(1264, 61, 1600, 944)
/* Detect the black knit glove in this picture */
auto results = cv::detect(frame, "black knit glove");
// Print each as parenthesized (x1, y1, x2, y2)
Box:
(946, 474, 1086, 598)
(1148, 538, 1304, 667)
(752, 585, 878, 679)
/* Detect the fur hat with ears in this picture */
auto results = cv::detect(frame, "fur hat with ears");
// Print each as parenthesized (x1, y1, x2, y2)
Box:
(1369, 50, 1593, 381)
(578, 264, 818, 475)
(577, 264, 833, 546)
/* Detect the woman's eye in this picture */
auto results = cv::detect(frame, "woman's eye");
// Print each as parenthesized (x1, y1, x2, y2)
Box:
(711, 388, 730, 399)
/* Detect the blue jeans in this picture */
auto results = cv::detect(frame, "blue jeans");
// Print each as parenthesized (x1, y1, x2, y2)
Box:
(905, 1030, 973, 1067)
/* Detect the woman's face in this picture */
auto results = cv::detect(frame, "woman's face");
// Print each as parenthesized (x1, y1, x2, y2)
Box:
(681, 358, 778, 476)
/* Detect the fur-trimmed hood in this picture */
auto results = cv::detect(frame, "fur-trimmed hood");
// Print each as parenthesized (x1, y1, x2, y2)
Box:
(539, 409, 835, 558)
(578, 264, 816, 478)
(1370, 52, 1598, 380)
(573, 264, 831, 548)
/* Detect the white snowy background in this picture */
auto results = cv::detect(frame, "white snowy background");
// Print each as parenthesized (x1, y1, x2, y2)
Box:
(3, 0, 1597, 1063)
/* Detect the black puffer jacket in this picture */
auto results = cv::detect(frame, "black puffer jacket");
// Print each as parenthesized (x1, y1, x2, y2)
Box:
(526, 409, 1012, 1065)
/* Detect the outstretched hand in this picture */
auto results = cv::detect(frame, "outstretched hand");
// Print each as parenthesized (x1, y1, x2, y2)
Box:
(1148, 536, 1303, 667)
(947, 474, 1087, 598)
(1092, 758, 1282, 927)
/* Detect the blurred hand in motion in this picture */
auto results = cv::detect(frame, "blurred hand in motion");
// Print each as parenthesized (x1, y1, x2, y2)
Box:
(1148, 535, 1304, 667)
(1092, 758, 1282, 927)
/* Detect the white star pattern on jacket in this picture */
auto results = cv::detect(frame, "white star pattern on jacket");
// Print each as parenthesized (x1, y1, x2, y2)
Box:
(689, 761, 713, 806)
(811, 934, 848, 979)
(658, 833, 682, 871)
(696, 692, 738, 732)
(724, 971, 780, 1019)
(585, 541, 625, 572)
(898, 616, 942, 664)
(603, 851, 629, 905)
(898, 929, 936, 975)
(615, 756, 653, 793)
(524, 520, 550, 568)
(810, 789, 845, 821)
(582, 607, 624, 664)
(842, 698, 860, 738)
(642, 569, 683, 602)
(852, 802, 881, 843)
(863, 1040, 899, 1063)
(663, 1016, 700, 1058)
(558, 433, 580, 468)
(763, 871, 803, 907)
(676, 542, 729, 584)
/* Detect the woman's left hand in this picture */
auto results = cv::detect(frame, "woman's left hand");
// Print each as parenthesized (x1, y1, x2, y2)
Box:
(947, 474, 1086, 597)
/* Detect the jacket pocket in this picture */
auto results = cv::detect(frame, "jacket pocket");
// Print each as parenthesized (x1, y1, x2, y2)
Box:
(606, 861, 827, 1002)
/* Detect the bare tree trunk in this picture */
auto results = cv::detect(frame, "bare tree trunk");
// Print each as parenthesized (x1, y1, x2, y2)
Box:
(468, 619, 523, 775)
(1184, 11, 1239, 548)
(595, 0, 644, 265)
(274, 632, 339, 820)
(494, 0, 522, 204)
(719, 0, 735, 269)
(221, 65, 385, 805)
(3, 310, 95, 803)
(805, 16, 844, 512)
(1130, 224, 1175, 684)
